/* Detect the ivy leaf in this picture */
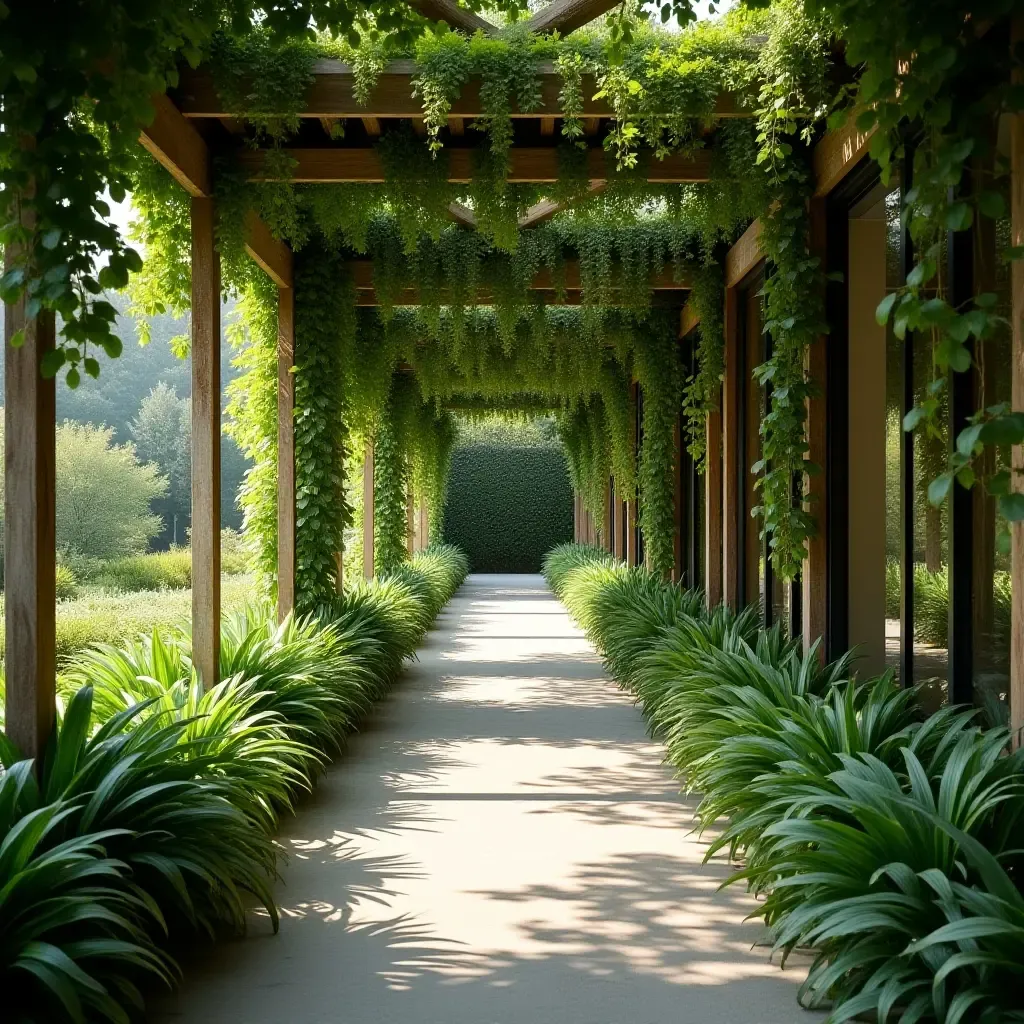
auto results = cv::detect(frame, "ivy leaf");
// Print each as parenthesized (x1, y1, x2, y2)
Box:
(998, 493, 1024, 521)
(903, 406, 928, 432)
(927, 472, 953, 506)
(945, 202, 972, 232)
(875, 291, 898, 325)
(976, 190, 1005, 220)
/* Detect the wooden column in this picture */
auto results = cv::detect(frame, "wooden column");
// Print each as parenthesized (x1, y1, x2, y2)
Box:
(722, 285, 740, 608)
(406, 487, 415, 556)
(1011, 14, 1024, 747)
(277, 283, 296, 621)
(191, 196, 221, 690)
(419, 501, 429, 551)
(362, 442, 375, 578)
(614, 495, 625, 560)
(603, 480, 613, 553)
(705, 408, 723, 605)
(3, 241, 56, 763)
(672, 419, 683, 582)
(803, 197, 828, 657)
(626, 499, 638, 567)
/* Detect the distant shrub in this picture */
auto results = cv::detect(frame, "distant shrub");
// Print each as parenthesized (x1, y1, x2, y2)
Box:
(442, 419, 573, 573)
(55, 564, 79, 602)
(95, 549, 192, 592)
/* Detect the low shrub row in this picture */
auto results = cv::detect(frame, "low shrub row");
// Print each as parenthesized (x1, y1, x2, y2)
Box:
(544, 543, 1024, 1023)
(0, 543, 468, 1024)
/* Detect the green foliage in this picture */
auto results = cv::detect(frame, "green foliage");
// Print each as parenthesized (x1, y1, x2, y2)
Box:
(372, 390, 409, 575)
(293, 245, 353, 610)
(0, 543, 469, 1023)
(443, 418, 573, 572)
(544, 542, 1024, 1024)
(0, 419, 166, 562)
(681, 262, 724, 467)
(54, 565, 78, 602)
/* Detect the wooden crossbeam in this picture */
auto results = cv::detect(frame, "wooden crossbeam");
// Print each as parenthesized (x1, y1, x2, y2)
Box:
(518, 181, 605, 228)
(140, 93, 211, 196)
(140, 94, 293, 287)
(526, 0, 621, 35)
(349, 260, 689, 305)
(239, 146, 712, 183)
(176, 61, 745, 120)
(407, 0, 496, 33)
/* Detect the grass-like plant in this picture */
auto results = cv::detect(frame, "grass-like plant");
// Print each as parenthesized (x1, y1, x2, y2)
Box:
(0, 543, 471, 1024)
(544, 542, 1024, 1023)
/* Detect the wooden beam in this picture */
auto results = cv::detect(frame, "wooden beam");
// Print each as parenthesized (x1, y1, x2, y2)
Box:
(245, 211, 292, 289)
(448, 202, 478, 228)
(406, 0, 495, 34)
(238, 146, 713, 184)
(139, 92, 211, 197)
(362, 116, 381, 136)
(362, 442, 375, 579)
(725, 219, 763, 289)
(527, 0, 621, 35)
(540, 117, 556, 137)
(449, 116, 465, 136)
(680, 301, 700, 337)
(349, 260, 689, 293)
(722, 284, 740, 608)
(3, 238, 56, 764)
(1011, 15, 1024, 748)
(517, 181, 605, 229)
(191, 196, 221, 689)
(813, 110, 876, 198)
(277, 283, 296, 623)
(177, 61, 745, 120)
(802, 196, 828, 657)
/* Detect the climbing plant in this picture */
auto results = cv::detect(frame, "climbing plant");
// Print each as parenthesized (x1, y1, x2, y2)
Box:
(293, 244, 354, 609)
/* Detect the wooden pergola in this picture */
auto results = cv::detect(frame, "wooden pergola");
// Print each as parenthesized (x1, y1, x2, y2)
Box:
(7, 0, 1022, 766)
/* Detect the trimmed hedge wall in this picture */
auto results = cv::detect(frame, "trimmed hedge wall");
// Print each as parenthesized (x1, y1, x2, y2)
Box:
(443, 424, 573, 573)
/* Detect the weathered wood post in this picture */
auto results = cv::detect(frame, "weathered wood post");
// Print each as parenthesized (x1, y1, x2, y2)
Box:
(3, 236, 56, 764)
(277, 281, 296, 620)
(363, 441, 375, 578)
(191, 196, 221, 689)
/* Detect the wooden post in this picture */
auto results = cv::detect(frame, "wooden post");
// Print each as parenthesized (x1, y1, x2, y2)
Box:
(614, 494, 625, 561)
(407, 486, 415, 557)
(603, 480, 612, 554)
(362, 441, 375, 578)
(3, 241, 56, 763)
(705, 407, 723, 606)
(626, 499, 638, 567)
(419, 501, 429, 551)
(673, 419, 683, 582)
(191, 196, 221, 690)
(1011, 15, 1024, 747)
(803, 197, 828, 657)
(277, 284, 296, 621)
(722, 285, 740, 608)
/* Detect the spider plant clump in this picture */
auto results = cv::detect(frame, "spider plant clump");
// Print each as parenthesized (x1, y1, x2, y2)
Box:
(544, 542, 1024, 1023)
(0, 543, 470, 1024)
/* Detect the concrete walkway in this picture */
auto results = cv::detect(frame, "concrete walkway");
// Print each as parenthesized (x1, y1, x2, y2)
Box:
(152, 574, 818, 1024)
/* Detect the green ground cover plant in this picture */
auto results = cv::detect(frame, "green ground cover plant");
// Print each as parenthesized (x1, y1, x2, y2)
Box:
(543, 542, 1024, 1024)
(0, 543, 469, 1024)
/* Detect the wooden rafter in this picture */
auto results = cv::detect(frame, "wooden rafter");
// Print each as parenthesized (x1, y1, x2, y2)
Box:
(407, 0, 496, 34)
(140, 94, 293, 284)
(238, 147, 713, 183)
(175, 61, 746, 120)
(526, 0, 621, 35)
(517, 181, 605, 229)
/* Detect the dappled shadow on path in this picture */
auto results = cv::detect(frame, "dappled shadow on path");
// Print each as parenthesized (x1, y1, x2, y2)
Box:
(150, 574, 819, 1024)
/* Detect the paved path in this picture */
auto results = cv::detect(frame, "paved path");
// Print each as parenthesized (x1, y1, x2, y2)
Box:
(152, 574, 817, 1024)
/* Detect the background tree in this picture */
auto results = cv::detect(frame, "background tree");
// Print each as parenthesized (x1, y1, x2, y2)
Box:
(130, 383, 192, 547)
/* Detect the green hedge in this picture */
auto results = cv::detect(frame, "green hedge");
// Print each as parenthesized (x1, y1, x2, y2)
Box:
(442, 425, 573, 573)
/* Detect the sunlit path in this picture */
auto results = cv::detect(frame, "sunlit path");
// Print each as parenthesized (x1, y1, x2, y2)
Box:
(151, 574, 819, 1024)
